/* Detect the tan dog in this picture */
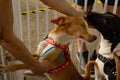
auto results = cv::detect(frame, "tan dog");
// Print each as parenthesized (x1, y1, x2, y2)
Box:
(0, 16, 97, 80)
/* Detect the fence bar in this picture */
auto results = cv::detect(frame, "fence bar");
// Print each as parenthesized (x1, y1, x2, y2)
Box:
(74, 0, 78, 8)
(103, 0, 108, 13)
(84, 0, 88, 11)
(46, 6, 49, 34)
(78, 40, 84, 72)
(0, 47, 7, 80)
(26, 0, 32, 52)
(113, 0, 118, 14)
(35, 0, 40, 44)
(18, 0, 23, 41)
(93, 0, 98, 11)
(12, 0, 23, 40)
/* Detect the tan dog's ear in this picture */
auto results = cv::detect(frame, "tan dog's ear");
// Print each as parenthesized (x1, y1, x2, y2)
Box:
(51, 16, 65, 26)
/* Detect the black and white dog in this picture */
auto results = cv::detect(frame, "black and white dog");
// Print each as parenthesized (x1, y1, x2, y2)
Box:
(86, 12, 120, 80)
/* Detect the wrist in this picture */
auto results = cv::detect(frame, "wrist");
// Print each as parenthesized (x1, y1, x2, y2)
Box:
(72, 10, 86, 17)
(26, 59, 39, 68)
(30, 61, 39, 67)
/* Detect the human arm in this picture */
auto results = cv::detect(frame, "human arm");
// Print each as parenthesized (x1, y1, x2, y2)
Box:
(0, 0, 49, 74)
(40, 0, 85, 17)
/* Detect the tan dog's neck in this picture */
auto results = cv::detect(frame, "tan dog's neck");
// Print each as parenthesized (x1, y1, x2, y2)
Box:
(49, 29, 73, 45)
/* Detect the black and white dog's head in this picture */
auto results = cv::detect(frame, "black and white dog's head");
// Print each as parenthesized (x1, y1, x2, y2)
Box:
(86, 12, 120, 52)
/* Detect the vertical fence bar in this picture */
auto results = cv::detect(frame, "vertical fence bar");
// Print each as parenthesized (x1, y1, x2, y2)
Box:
(46, 6, 49, 34)
(113, 0, 118, 14)
(74, 0, 78, 8)
(26, 0, 32, 52)
(0, 47, 7, 80)
(78, 39, 84, 73)
(103, 0, 108, 13)
(18, 0, 23, 41)
(93, 0, 98, 11)
(84, 0, 88, 11)
(12, 0, 23, 40)
(35, 0, 40, 44)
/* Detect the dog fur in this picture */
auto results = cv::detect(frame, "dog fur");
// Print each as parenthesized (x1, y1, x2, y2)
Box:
(87, 12, 120, 80)
(113, 52, 120, 80)
(0, 16, 97, 80)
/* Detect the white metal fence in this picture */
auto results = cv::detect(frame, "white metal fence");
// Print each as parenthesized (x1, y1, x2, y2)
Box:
(0, 0, 119, 80)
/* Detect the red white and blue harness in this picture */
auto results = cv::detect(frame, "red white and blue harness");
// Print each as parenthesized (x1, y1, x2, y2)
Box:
(38, 37, 71, 73)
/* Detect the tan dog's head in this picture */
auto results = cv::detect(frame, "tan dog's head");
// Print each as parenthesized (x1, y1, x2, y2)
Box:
(51, 16, 96, 42)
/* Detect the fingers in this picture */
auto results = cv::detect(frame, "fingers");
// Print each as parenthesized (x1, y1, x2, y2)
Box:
(32, 54, 39, 60)
(5, 53, 17, 61)
(0, 65, 5, 73)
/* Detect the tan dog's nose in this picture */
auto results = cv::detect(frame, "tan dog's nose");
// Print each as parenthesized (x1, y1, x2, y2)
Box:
(88, 35, 97, 42)
(81, 33, 97, 42)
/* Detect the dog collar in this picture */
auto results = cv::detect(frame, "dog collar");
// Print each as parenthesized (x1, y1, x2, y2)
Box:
(97, 53, 116, 75)
(97, 53, 114, 63)
(97, 53, 119, 78)
(45, 37, 71, 73)
(46, 37, 66, 50)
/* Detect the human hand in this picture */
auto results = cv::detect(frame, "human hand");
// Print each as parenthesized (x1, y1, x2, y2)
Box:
(73, 10, 86, 18)
(0, 65, 5, 73)
(5, 53, 17, 61)
(32, 53, 39, 60)
(30, 59, 50, 74)
(79, 10, 87, 17)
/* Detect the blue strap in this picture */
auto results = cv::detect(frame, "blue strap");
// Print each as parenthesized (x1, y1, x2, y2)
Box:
(57, 51, 65, 65)
(42, 34, 48, 40)
(38, 46, 56, 60)
(37, 45, 65, 66)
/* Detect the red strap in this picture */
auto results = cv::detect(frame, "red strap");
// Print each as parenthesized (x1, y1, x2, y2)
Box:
(46, 37, 66, 50)
(45, 37, 71, 73)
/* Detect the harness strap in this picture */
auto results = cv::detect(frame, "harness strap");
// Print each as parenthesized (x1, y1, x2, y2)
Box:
(45, 37, 71, 73)
(46, 37, 66, 50)
(57, 51, 65, 65)
(38, 37, 71, 73)
(38, 46, 56, 60)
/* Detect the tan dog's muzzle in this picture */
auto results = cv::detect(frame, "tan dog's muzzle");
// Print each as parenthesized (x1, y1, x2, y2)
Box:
(80, 33, 97, 42)
(87, 35, 97, 42)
